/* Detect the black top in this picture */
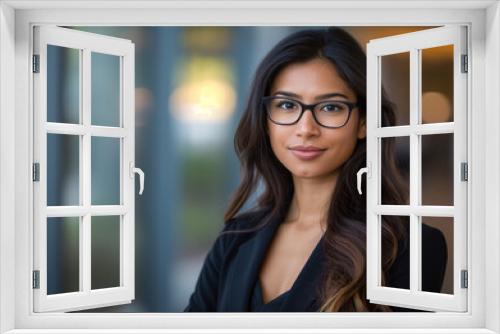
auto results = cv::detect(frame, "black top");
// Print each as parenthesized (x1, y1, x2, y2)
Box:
(250, 278, 290, 311)
(184, 208, 447, 312)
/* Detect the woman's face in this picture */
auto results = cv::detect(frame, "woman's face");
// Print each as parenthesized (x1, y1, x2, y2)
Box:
(267, 57, 366, 180)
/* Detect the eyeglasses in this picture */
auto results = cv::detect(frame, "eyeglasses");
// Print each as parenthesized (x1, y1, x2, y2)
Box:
(262, 96, 358, 129)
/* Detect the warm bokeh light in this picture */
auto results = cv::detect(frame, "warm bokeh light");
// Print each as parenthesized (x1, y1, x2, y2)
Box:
(169, 79, 236, 122)
(422, 91, 452, 123)
(169, 55, 236, 123)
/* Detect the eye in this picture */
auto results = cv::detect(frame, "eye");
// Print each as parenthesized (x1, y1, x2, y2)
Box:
(319, 102, 346, 113)
(275, 99, 298, 111)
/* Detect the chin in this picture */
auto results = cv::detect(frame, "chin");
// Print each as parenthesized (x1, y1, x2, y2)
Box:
(291, 168, 319, 178)
(289, 166, 337, 180)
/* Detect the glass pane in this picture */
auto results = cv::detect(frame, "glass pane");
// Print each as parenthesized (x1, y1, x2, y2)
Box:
(91, 216, 120, 289)
(47, 134, 80, 206)
(91, 52, 121, 127)
(381, 136, 409, 205)
(421, 45, 454, 124)
(382, 215, 410, 289)
(381, 52, 410, 127)
(47, 45, 80, 124)
(47, 217, 80, 295)
(421, 133, 454, 206)
(91, 137, 121, 205)
(421, 216, 453, 294)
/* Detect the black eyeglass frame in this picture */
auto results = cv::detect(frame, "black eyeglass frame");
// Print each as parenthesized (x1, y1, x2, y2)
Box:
(262, 95, 358, 129)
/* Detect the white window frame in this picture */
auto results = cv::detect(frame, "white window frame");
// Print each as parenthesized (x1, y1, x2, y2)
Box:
(32, 25, 136, 312)
(0, 1, 499, 333)
(365, 25, 468, 312)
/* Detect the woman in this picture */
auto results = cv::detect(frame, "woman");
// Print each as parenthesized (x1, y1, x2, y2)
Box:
(184, 27, 447, 312)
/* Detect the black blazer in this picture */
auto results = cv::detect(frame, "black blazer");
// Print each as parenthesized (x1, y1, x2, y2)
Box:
(184, 208, 447, 312)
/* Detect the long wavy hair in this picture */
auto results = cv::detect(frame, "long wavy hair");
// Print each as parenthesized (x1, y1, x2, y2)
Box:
(222, 27, 409, 312)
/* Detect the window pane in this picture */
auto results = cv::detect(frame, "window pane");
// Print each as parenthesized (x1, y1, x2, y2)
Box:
(421, 216, 453, 294)
(91, 137, 121, 205)
(421, 45, 454, 124)
(382, 215, 410, 289)
(421, 133, 454, 206)
(381, 52, 410, 127)
(47, 217, 80, 295)
(91, 52, 121, 127)
(381, 136, 409, 205)
(47, 45, 80, 124)
(47, 134, 80, 206)
(91, 216, 121, 289)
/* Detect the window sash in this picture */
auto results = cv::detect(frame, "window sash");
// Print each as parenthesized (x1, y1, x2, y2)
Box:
(32, 25, 136, 312)
(366, 25, 468, 312)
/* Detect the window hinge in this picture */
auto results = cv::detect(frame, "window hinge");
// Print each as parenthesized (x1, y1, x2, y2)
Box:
(461, 162, 468, 181)
(461, 54, 468, 73)
(33, 163, 40, 182)
(461, 269, 468, 289)
(33, 270, 40, 289)
(32, 54, 40, 73)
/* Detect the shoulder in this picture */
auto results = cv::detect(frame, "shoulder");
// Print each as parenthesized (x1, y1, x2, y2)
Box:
(222, 207, 269, 231)
(216, 207, 271, 249)
(421, 223, 447, 254)
(389, 222, 447, 291)
(396, 222, 447, 255)
(421, 223, 448, 292)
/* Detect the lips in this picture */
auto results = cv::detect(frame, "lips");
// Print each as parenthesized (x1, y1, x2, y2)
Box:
(290, 145, 325, 151)
(289, 146, 326, 161)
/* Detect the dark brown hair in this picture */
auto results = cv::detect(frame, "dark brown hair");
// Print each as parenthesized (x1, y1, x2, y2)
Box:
(223, 27, 408, 312)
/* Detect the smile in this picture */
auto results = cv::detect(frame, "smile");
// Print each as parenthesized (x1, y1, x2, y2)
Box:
(289, 148, 326, 161)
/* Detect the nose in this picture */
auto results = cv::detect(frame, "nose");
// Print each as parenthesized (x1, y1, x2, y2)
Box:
(296, 108, 320, 137)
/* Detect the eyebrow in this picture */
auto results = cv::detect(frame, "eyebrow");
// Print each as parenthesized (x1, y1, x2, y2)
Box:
(272, 90, 350, 100)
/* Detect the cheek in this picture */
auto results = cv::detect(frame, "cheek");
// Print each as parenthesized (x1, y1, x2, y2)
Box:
(332, 115, 362, 153)
(268, 126, 287, 156)
(329, 127, 359, 159)
(267, 125, 296, 169)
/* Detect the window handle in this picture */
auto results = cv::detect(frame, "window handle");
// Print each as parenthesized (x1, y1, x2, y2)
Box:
(130, 162, 145, 195)
(356, 162, 371, 195)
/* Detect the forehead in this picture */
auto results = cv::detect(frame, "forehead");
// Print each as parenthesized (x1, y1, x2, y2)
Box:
(270, 58, 355, 99)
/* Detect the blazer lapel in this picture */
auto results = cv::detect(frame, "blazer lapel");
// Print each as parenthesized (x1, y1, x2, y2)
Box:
(224, 212, 282, 311)
(279, 235, 326, 311)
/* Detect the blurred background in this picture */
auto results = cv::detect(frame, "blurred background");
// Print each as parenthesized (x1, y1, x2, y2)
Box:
(45, 26, 455, 312)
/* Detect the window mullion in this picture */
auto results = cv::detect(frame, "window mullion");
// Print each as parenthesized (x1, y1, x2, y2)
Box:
(409, 48, 421, 293)
(82, 47, 91, 294)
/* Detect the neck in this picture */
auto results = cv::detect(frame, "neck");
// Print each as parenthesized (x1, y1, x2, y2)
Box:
(285, 171, 339, 231)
